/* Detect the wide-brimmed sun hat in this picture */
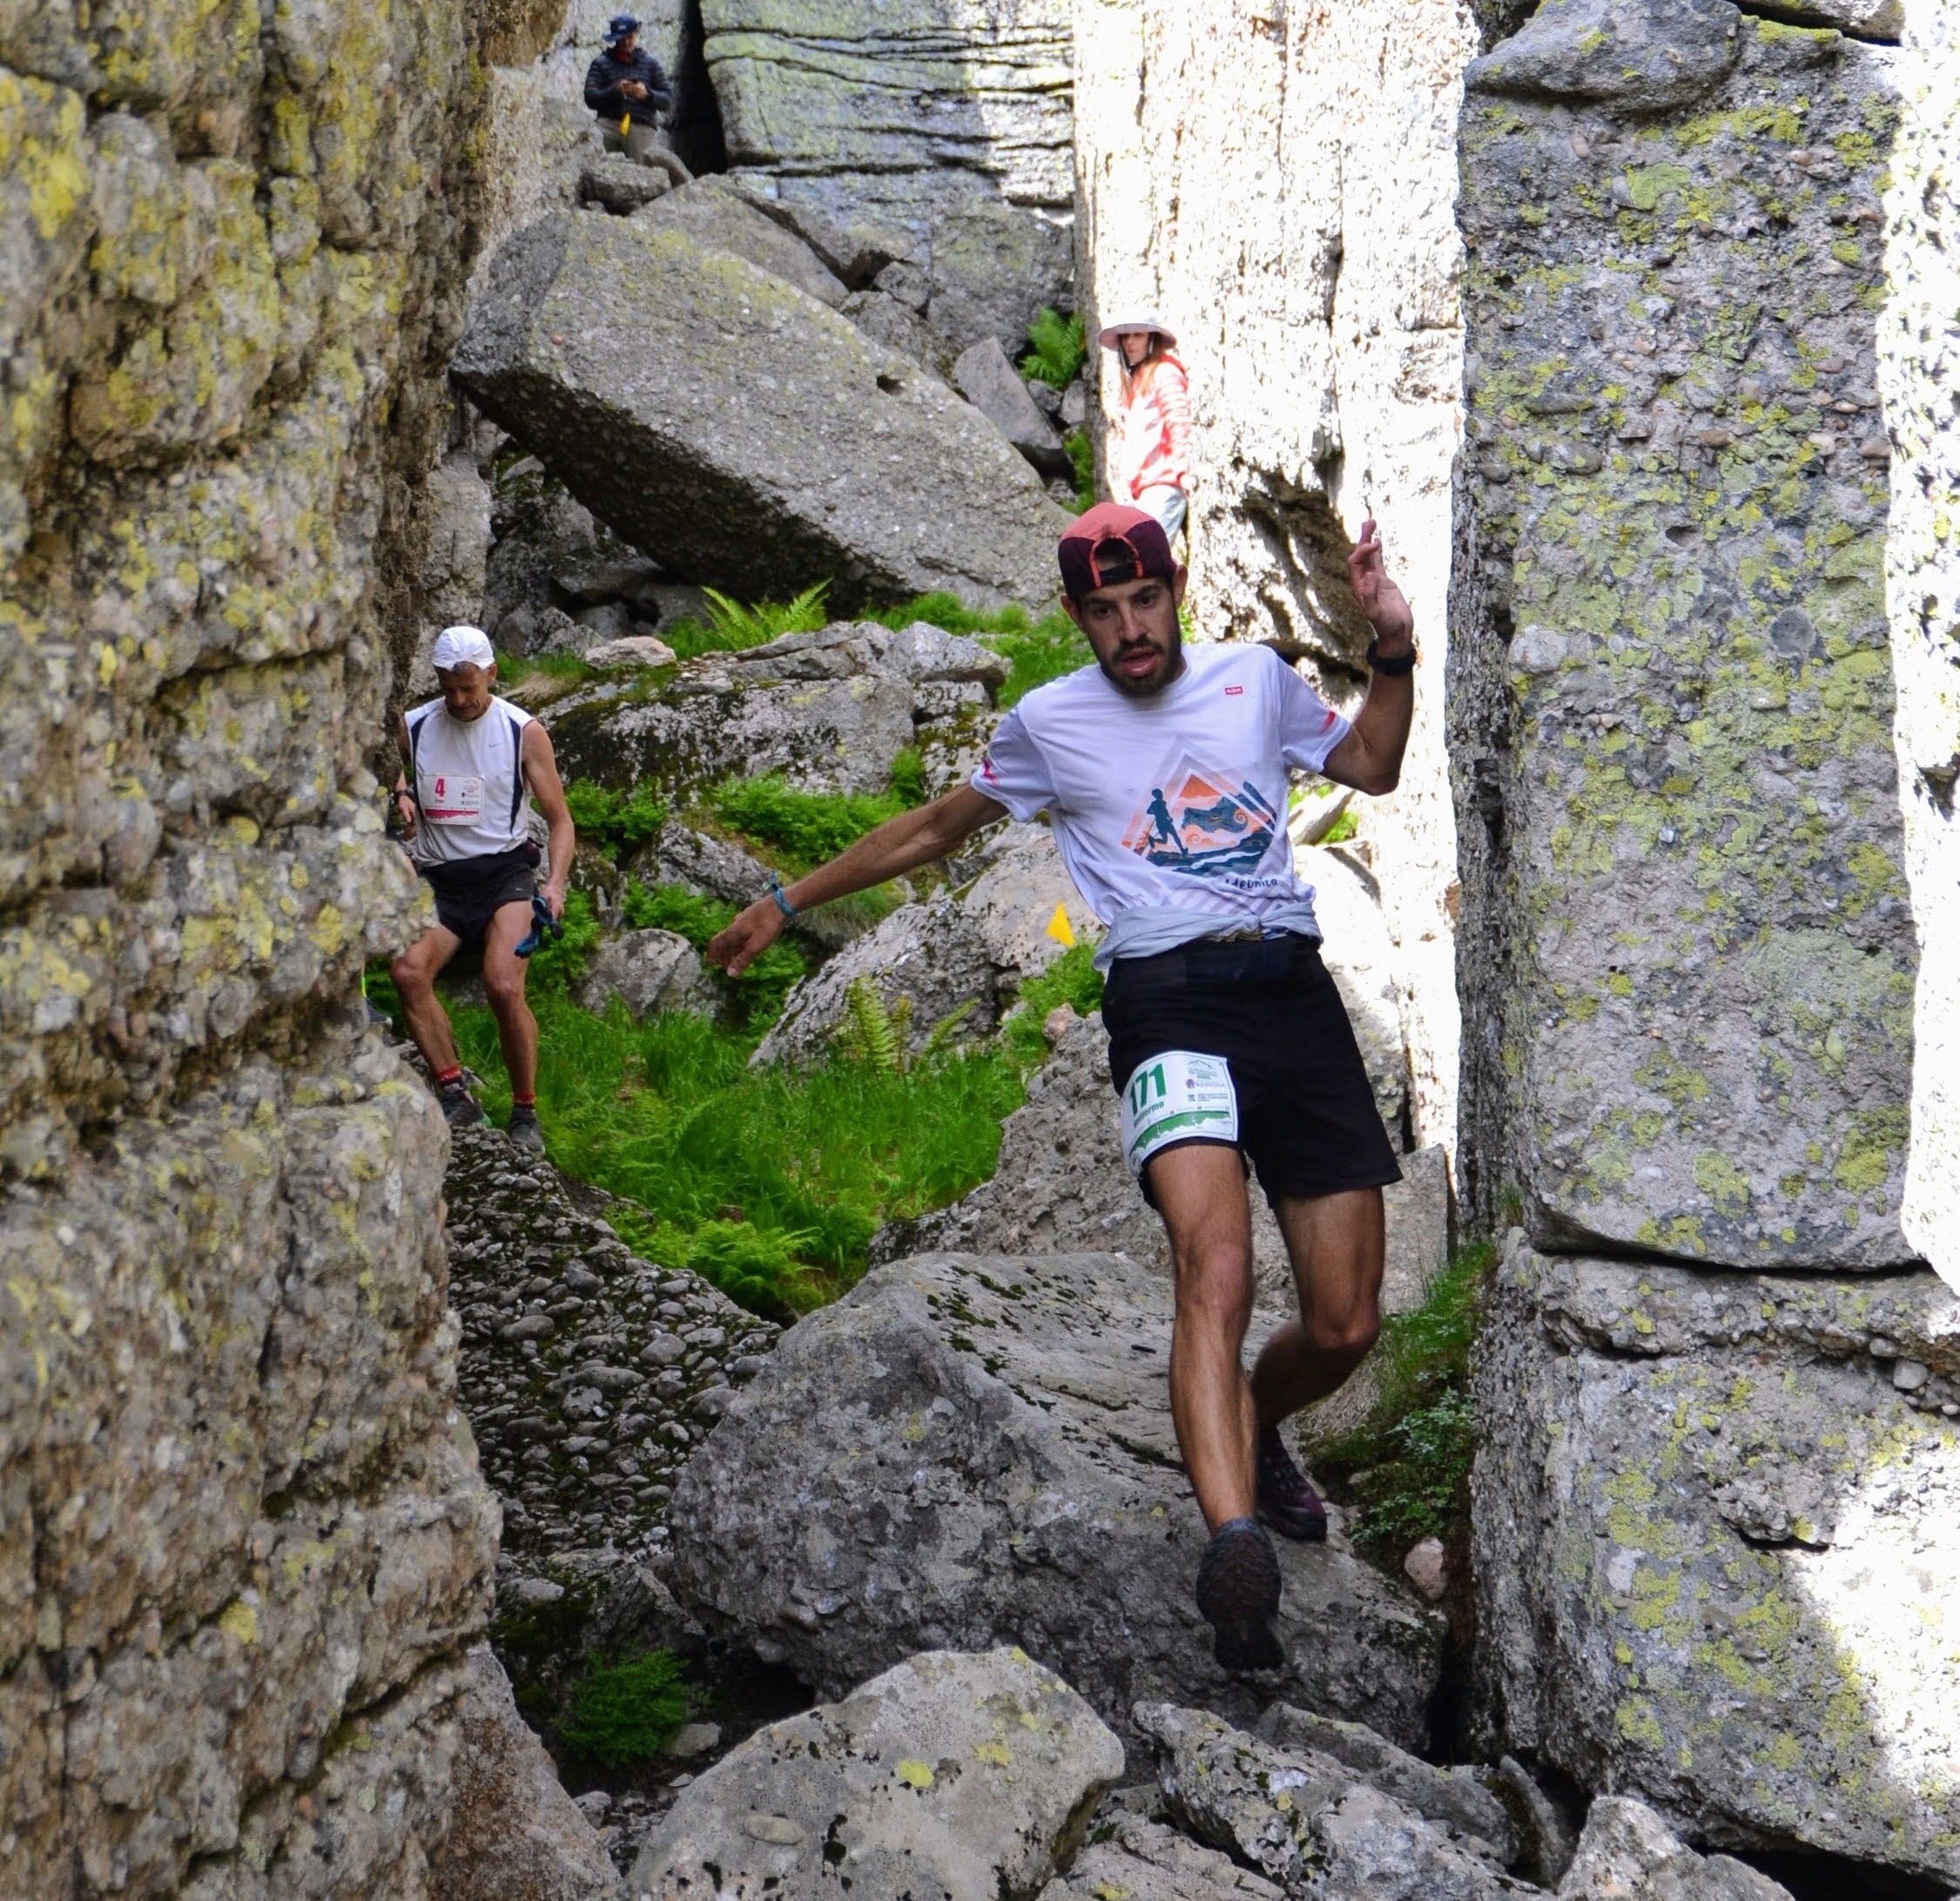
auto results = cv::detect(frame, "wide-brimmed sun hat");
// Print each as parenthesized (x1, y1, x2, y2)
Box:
(1096, 312, 1177, 350)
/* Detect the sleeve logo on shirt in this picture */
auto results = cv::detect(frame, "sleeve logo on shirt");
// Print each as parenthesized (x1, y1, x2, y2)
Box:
(980, 754, 1000, 783)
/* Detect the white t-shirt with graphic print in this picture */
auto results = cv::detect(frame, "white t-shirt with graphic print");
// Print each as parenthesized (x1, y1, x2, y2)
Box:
(971, 643, 1351, 968)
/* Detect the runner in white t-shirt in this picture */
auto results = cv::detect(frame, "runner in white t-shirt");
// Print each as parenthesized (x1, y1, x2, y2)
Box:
(709, 503, 1419, 1672)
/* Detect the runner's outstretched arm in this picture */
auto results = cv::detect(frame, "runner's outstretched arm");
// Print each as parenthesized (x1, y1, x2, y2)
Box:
(1322, 518, 1417, 798)
(707, 782, 1007, 976)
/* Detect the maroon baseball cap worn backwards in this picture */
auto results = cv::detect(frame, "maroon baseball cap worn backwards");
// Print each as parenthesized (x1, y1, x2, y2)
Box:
(1057, 502, 1176, 600)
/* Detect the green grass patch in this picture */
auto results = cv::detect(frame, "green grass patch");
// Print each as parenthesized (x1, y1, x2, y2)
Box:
(1020, 307, 1088, 388)
(558, 1648, 690, 1770)
(1309, 1244, 1492, 1556)
(704, 767, 924, 873)
(998, 941, 1105, 1068)
(448, 991, 1027, 1314)
(493, 646, 595, 684)
(563, 780, 667, 859)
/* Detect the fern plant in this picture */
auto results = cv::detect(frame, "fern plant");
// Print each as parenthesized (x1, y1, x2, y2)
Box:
(699, 580, 830, 651)
(1020, 307, 1088, 389)
(835, 976, 908, 1071)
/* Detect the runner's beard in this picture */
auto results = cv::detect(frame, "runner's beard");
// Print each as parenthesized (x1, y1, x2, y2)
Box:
(1097, 623, 1182, 698)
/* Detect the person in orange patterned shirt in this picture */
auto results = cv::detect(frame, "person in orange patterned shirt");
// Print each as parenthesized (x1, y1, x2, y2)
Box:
(1101, 313, 1194, 542)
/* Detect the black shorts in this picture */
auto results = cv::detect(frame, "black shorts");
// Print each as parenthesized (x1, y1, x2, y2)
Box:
(1102, 932, 1403, 1209)
(419, 845, 538, 949)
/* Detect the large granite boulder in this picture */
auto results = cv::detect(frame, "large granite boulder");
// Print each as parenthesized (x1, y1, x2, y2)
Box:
(1554, 1797, 1794, 1901)
(700, 0, 1074, 352)
(665, 1249, 1445, 1753)
(751, 819, 1096, 1068)
(1464, 0, 1741, 115)
(628, 819, 869, 954)
(634, 173, 849, 307)
(576, 927, 718, 1020)
(1302, 843, 1415, 1146)
(954, 334, 1072, 478)
(1037, 1813, 1286, 1901)
(544, 616, 1009, 799)
(1472, 1234, 1960, 1883)
(628, 1648, 1122, 1898)
(1450, 8, 1916, 1265)
(454, 212, 1069, 613)
(955, 820, 1102, 979)
(1135, 1703, 1527, 1899)
(751, 893, 1006, 1066)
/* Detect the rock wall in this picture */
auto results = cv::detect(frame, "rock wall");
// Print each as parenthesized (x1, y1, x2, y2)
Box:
(1880, 0, 1960, 1292)
(1448, 0, 1916, 1268)
(704, 0, 1075, 352)
(1458, 2, 1959, 1883)
(0, 1, 549, 1891)
(1071, 0, 1485, 1157)
(1474, 1237, 1960, 1882)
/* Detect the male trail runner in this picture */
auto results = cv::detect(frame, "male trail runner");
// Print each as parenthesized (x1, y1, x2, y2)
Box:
(707, 504, 1417, 1668)
(389, 624, 576, 1152)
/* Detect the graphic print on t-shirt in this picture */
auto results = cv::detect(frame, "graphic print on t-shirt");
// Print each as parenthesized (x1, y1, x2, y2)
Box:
(1120, 746, 1280, 878)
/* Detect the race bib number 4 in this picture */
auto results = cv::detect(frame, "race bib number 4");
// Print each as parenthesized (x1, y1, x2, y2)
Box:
(1121, 1049, 1239, 1177)
(423, 773, 485, 823)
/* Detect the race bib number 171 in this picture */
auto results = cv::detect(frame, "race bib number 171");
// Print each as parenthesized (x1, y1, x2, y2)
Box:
(1121, 1049, 1239, 1177)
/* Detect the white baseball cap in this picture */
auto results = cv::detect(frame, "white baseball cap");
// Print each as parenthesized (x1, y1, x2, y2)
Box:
(1097, 312, 1178, 350)
(432, 624, 495, 672)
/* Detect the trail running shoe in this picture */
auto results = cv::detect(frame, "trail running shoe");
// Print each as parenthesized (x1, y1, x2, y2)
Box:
(508, 1106, 545, 1154)
(440, 1079, 485, 1128)
(1195, 1515, 1284, 1673)
(1256, 1425, 1329, 1543)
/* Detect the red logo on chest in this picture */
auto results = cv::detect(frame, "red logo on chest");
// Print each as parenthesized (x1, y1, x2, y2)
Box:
(1224, 685, 1243, 697)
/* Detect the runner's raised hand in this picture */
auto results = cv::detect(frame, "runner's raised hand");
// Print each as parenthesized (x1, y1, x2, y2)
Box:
(1346, 518, 1414, 649)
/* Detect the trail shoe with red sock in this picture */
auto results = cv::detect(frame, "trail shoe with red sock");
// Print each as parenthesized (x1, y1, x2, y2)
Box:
(1256, 1425, 1328, 1542)
(439, 1076, 485, 1128)
(508, 1104, 545, 1154)
(1194, 1515, 1284, 1672)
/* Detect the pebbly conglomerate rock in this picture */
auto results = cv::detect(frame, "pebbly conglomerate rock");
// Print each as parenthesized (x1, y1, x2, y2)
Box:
(443, 1126, 778, 1569)
(453, 213, 1070, 615)
(1450, 3, 1916, 1266)
(665, 1248, 1445, 1755)
(1472, 1233, 1960, 1881)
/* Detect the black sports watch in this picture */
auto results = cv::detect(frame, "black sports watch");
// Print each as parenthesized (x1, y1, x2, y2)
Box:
(1366, 637, 1418, 677)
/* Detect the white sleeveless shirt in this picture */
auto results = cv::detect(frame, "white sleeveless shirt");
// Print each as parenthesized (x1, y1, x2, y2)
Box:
(405, 693, 536, 866)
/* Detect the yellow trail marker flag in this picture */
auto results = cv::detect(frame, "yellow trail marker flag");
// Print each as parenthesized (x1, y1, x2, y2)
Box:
(1045, 903, 1075, 947)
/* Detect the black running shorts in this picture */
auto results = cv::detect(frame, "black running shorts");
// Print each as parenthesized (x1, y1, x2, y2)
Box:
(418, 844, 538, 949)
(1101, 932, 1403, 1208)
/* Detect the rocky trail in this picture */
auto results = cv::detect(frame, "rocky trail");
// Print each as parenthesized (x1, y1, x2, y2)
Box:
(5, 0, 1958, 1896)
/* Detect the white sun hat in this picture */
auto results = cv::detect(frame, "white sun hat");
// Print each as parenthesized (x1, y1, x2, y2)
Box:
(432, 624, 496, 672)
(1096, 311, 1178, 350)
